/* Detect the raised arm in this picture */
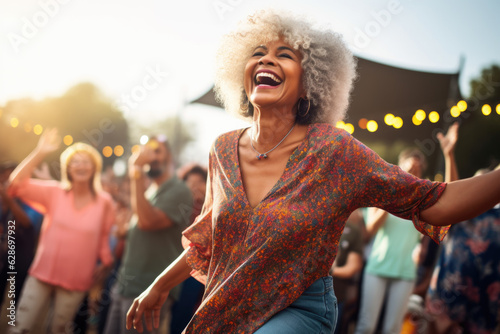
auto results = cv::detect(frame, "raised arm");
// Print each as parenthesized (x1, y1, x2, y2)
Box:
(365, 207, 388, 239)
(9, 128, 60, 186)
(128, 146, 175, 230)
(422, 122, 499, 226)
(437, 122, 459, 183)
(126, 248, 192, 333)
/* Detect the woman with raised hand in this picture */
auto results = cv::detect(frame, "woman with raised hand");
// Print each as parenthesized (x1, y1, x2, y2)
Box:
(126, 9, 500, 334)
(8, 128, 115, 334)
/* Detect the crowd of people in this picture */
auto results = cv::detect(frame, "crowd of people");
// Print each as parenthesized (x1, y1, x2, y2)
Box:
(1, 8, 500, 334)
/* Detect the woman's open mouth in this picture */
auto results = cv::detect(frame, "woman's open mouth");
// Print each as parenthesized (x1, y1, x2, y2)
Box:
(255, 71, 282, 87)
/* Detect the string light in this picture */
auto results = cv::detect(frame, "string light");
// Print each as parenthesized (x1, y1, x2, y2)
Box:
(114, 145, 124, 157)
(33, 124, 43, 135)
(358, 118, 368, 130)
(63, 135, 73, 146)
(412, 115, 422, 126)
(429, 111, 440, 123)
(450, 106, 460, 118)
(393, 117, 403, 129)
(457, 100, 467, 112)
(367, 120, 378, 132)
(384, 114, 395, 126)
(10, 117, 19, 128)
(344, 123, 354, 134)
(482, 104, 492, 116)
(415, 109, 426, 122)
(102, 146, 113, 157)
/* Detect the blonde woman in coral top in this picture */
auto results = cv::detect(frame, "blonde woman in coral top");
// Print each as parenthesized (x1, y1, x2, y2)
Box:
(8, 129, 115, 334)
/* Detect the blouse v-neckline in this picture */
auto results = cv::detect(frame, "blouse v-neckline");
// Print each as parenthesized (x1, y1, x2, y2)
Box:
(235, 124, 312, 210)
(69, 190, 94, 212)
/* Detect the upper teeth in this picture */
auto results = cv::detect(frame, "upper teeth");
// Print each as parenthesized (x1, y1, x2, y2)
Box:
(256, 72, 282, 83)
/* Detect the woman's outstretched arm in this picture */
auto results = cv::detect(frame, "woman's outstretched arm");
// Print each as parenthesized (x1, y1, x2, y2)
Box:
(126, 248, 193, 333)
(421, 169, 500, 226)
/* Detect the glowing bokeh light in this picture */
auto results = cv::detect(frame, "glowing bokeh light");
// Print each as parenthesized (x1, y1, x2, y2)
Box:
(457, 100, 467, 112)
(33, 124, 43, 135)
(393, 117, 403, 129)
(384, 113, 395, 126)
(10, 117, 19, 128)
(140, 135, 149, 145)
(344, 123, 354, 134)
(497, 104, 500, 115)
(131, 145, 140, 153)
(114, 145, 124, 157)
(367, 120, 378, 132)
(358, 118, 368, 129)
(429, 111, 440, 123)
(102, 146, 113, 158)
(412, 115, 422, 126)
(450, 106, 460, 118)
(63, 135, 73, 146)
(482, 104, 492, 115)
(415, 109, 426, 122)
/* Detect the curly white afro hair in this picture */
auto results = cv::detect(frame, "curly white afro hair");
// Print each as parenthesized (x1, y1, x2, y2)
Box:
(214, 9, 357, 124)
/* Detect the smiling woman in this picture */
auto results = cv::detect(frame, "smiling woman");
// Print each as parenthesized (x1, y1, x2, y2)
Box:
(7, 129, 115, 334)
(125, 8, 500, 334)
(214, 9, 357, 125)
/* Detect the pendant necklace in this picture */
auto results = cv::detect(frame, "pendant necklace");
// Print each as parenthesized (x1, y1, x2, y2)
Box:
(249, 124, 296, 160)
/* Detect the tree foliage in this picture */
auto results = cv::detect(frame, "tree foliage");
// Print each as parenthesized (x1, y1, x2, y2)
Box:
(0, 83, 129, 178)
(453, 64, 500, 178)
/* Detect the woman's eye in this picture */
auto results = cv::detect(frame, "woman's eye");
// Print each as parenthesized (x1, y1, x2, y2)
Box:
(279, 53, 293, 59)
(252, 52, 265, 57)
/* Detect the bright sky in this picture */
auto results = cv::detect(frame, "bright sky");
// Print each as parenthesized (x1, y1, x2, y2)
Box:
(1, 0, 499, 163)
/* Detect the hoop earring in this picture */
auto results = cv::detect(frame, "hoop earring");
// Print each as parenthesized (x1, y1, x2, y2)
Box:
(298, 97, 311, 117)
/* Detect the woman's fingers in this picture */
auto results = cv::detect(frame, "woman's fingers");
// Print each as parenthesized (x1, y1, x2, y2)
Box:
(154, 308, 162, 329)
(126, 300, 141, 331)
(144, 308, 154, 332)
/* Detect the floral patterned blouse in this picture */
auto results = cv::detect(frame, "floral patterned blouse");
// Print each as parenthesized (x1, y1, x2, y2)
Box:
(182, 123, 448, 333)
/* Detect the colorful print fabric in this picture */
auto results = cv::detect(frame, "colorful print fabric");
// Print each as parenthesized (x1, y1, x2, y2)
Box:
(426, 207, 500, 332)
(182, 123, 448, 333)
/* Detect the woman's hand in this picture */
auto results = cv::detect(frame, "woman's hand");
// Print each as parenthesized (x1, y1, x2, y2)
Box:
(126, 286, 170, 333)
(36, 128, 61, 156)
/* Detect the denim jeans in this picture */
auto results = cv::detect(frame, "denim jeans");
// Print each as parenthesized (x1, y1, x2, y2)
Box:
(255, 276, 338, 334)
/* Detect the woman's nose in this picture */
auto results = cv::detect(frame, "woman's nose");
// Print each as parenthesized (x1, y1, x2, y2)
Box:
(258, 53, 275, 65)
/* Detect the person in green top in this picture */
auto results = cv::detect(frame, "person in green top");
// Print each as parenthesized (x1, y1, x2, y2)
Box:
(355, 148, 428, 334)
(104, 135, 193, 334)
